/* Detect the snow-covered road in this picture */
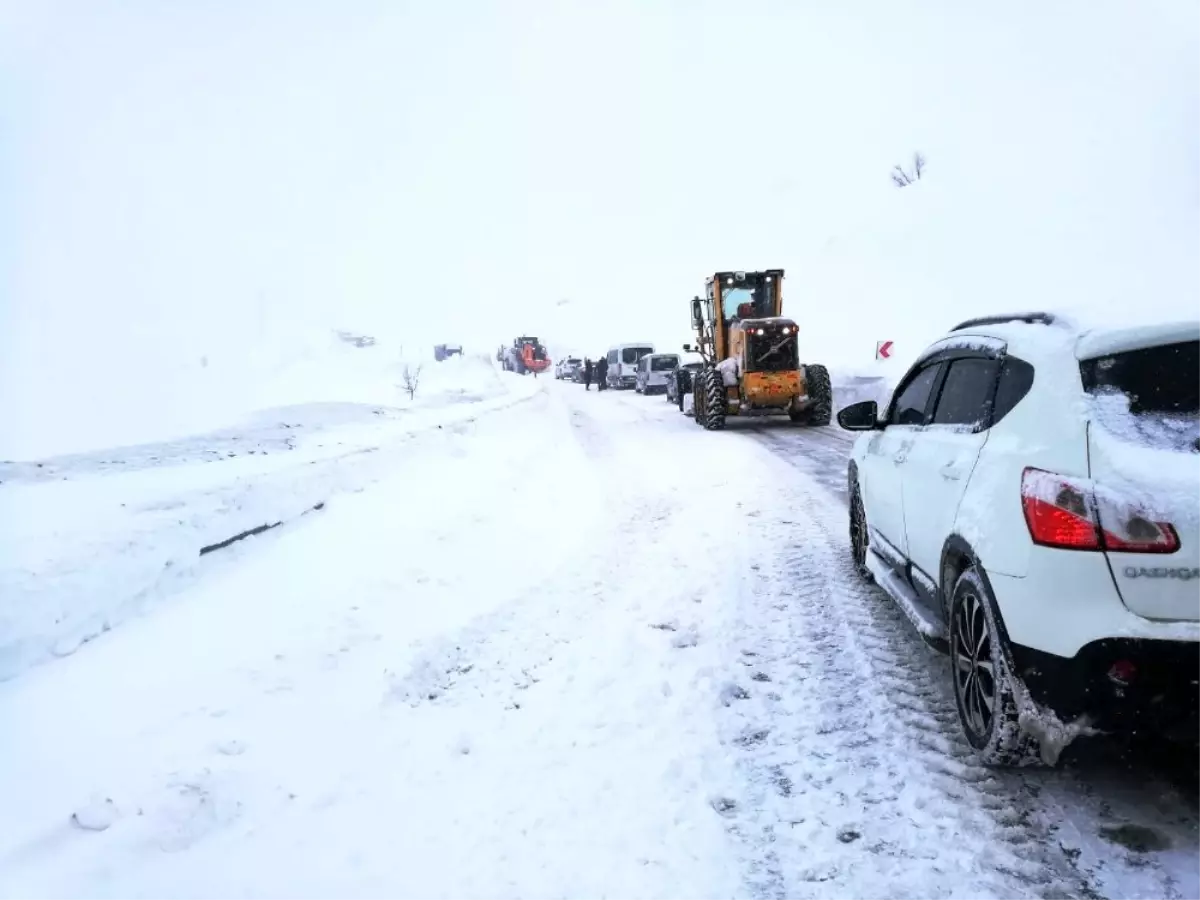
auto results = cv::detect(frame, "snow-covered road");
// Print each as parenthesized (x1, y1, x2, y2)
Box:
(1, 371, 1196, 899)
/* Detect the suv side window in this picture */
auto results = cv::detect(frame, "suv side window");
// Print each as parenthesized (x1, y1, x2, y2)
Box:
(889, 363, 942, 426)
(931, 358, 1001, 428)
(992, 356, 1035, 425)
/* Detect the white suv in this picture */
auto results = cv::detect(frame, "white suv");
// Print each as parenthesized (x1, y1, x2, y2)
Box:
(838, 312, 1199, 766)
(555, 357, 582, 380)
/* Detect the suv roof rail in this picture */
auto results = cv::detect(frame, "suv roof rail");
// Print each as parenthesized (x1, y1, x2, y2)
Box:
(950, 312, 1057, 332)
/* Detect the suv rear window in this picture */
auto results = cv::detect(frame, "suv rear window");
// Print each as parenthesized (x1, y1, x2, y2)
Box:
(651, 356, 678, 371)
(622, 347, 653, 364)
(1081, 340, 1199, 415)
(1081, 339, 1199, 452)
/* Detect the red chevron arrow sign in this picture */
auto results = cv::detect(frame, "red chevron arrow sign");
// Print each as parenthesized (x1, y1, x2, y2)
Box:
(876, 340, 894, 360)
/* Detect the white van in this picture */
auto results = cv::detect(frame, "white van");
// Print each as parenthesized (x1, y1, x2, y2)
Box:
(605, 342, 655, 389)
(635, 353, 680, 394)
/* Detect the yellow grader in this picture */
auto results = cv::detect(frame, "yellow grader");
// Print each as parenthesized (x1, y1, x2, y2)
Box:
(683, 269, 832, 431)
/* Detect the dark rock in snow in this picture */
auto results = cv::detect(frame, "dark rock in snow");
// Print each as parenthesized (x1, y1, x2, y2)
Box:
(771, 767, 793, 797)
(719, 683, 750, 706)
(735, 728, 770, 747)
(1100, 823, 1171, 853)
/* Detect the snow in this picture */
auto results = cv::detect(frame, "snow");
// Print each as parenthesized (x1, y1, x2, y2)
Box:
(0, 327, 499, 462)
(2, 0, 1198, 895)
(1059, 313, 1200, 354)
(917, 334, 1008, 359)
(0, 369, 1196, 898)
(0, 384, 751, 899)
(1089, 393, 1198, 465)
(716, 357, 740, 386)
(0, 353, 539, 683)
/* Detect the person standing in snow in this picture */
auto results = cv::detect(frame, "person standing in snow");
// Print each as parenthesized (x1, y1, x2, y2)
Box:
(595, 356, 608, 391)
(583, 357, 593, 390)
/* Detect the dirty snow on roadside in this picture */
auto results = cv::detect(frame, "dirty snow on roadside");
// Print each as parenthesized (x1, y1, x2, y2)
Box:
(0, 369, 1195, 899)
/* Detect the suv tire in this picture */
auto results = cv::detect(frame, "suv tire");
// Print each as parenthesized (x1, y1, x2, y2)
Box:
(849, 483, 872, 581)
(949, 567, 1042, 767)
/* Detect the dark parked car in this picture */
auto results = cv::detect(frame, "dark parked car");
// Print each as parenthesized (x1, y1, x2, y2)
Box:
(667, 359, 705, 411)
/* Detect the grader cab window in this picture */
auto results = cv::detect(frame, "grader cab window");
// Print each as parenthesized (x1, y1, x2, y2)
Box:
(720, 275, 778, 321)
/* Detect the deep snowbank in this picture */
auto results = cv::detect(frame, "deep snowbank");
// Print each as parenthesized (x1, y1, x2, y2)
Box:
(0, 353, 538, 682)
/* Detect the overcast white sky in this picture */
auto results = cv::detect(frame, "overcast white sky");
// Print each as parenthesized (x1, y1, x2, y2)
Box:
(1, 0, 1196, 456)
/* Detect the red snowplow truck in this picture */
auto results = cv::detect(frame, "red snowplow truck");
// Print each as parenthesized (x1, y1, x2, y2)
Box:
(501, 336, 551, 375)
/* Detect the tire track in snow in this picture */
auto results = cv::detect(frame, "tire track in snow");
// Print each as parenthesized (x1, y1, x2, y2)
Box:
(566, 382, 1197, 897)
(714, 461, 1093, 899)
(750, 426, 1198, 899)
(371, 391, 757, 897)
(381, 388, 693, 713)
(741, 427, 855, 502)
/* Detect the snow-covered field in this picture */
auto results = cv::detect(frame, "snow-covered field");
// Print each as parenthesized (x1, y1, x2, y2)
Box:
(1, 363, 1195, 900)
(0, 350, 537, 682)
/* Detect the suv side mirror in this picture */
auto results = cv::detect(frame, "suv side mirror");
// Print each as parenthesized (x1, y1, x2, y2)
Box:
(837, 400, 880, 431)
(691, 297, 703, 329)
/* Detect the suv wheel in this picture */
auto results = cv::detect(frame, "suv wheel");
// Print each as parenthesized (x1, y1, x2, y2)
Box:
(949, 568, 1041, 766)
(849, 485, 872, 581)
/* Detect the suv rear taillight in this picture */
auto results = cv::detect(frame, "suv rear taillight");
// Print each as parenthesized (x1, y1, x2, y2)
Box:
(1020, 467, 1180, 554)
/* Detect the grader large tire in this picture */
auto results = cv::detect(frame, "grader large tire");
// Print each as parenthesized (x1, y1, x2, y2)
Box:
(791, 363, 832, 426)
(700, 368, 726, 431)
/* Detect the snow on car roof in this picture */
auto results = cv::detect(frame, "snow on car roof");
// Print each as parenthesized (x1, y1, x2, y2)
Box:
(948, 311, 1200, 362)
(1073, 320, 1199, 361)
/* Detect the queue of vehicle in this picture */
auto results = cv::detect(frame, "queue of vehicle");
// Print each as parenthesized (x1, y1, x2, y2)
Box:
(504, 274, 1200, 766)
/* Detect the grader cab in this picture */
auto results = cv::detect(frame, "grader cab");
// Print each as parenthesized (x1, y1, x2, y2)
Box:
(683, 269, 832, 430)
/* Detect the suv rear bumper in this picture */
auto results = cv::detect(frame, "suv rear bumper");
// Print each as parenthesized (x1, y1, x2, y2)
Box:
(987, 560, 1200, 659)
(983, 563, 1198, 738)
(1011, 638, 1199, 740)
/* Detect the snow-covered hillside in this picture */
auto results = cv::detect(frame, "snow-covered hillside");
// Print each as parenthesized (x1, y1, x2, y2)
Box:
(0, 352, 534, 682)
(0, 328, 492, 461)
